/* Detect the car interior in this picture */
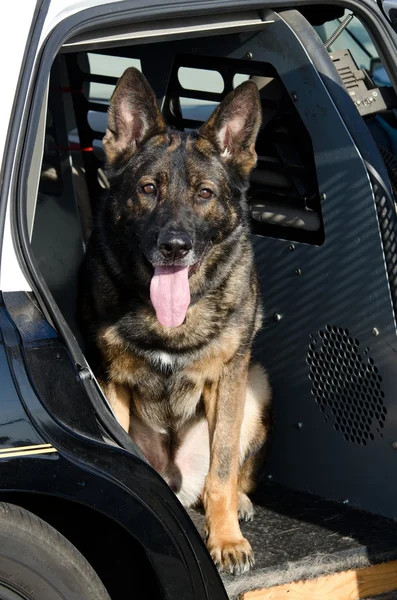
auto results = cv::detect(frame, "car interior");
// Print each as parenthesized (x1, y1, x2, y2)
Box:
(24, 5, 397, 596)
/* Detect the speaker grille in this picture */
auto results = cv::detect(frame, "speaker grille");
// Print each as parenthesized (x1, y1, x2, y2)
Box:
(307, 326, 386, 446)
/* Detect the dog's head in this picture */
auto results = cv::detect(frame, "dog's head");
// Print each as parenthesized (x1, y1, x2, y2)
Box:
(103, 67, 262, 327)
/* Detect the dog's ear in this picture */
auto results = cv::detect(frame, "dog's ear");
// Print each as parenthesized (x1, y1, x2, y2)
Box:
(199, 80, 262, 176)
(103, 67, 166, 164)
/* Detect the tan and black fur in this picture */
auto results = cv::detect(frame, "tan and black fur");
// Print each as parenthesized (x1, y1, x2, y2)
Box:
(78, 67, 272, 574)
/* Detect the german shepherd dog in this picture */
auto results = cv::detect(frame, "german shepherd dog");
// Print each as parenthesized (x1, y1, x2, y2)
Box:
(79, 67, 272, 575)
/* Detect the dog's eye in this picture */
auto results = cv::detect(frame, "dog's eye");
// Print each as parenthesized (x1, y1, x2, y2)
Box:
(198, 188, 214, 200)
(141, 183, 157, 195)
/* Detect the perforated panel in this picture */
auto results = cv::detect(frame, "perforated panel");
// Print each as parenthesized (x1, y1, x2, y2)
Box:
(307, 326, 386, 446)
(249, 10, 397, 518)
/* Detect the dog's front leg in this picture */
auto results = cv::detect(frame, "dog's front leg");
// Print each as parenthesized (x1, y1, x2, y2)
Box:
(203, 352, 253, 575)
(100, 380, 131, 433)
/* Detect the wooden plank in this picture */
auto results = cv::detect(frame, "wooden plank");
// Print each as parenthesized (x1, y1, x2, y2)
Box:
(243, 560, 397, 600)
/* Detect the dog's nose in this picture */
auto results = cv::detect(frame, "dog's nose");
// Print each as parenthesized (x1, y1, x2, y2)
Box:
(158, 231, 193, 261)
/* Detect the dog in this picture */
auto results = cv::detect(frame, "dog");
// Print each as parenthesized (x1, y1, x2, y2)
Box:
(78, 67, 272, 575)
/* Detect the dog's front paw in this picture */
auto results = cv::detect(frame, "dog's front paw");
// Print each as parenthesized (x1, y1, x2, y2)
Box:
(207, 536, 254, 575)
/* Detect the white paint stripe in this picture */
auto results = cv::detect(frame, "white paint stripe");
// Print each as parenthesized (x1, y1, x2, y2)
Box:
(0, 443, 53, 454)
(0, 448, 58, 459)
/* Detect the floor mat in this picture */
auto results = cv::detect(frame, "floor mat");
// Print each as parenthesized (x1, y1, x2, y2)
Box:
(188, 482, 397, 599)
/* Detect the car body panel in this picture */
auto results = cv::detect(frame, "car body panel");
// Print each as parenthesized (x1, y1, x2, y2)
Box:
(0, 291, 229, 599)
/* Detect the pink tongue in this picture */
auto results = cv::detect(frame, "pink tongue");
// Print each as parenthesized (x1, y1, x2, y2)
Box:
(150, 265, 190, 327)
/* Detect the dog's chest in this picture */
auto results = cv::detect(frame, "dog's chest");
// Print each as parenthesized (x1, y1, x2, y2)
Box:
(148, 350, 188, 371)
(131, 358, 204, 431)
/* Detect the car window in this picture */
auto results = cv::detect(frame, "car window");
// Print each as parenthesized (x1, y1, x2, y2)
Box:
(315, 12, 390, 86)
